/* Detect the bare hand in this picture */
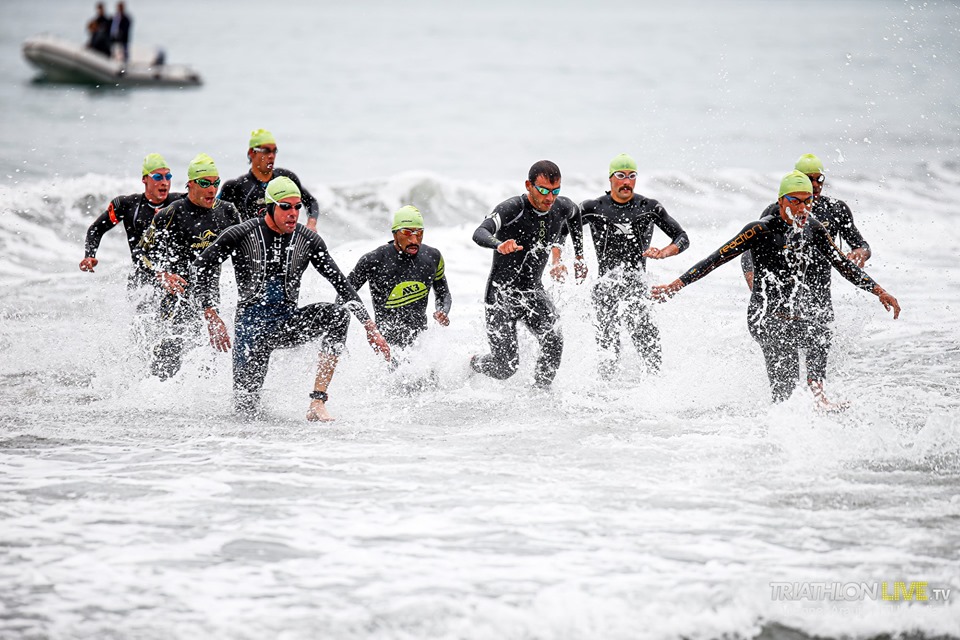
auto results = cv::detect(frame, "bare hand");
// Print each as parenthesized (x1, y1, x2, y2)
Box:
(549, 262, 568, 282)
(874, 287, 901, 319)
(497, 240, 523, 255)
(643, 244, 679, 260)
(574, 257, 588, 283)
(651, 279, 685, 302)
(79, 257, 98, 272)
(157, 271, 187, 296)
(204, 309, 232, 351)
(364, 320, 391, 362)
(433, 310, 450, 326)
(847, 248, 870, 268)
(306, 218, 318, 232)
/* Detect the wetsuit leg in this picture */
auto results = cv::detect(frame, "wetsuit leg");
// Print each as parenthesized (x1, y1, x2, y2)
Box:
(274, 303, 351, 355)
(151, 295, 199, 380)
(520, 290, 563, 387)
(803, 320, 831, 385)
(624, 295, 661, 373)
(592, 279, 622, 376)
(232, 303, 351, 413)
(471, 298, 520, 380)
(749, 318, 801, 402)
(232, 308, 276, 414)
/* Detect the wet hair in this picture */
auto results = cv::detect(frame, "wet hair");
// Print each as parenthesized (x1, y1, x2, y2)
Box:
(528, 160, 561, 184)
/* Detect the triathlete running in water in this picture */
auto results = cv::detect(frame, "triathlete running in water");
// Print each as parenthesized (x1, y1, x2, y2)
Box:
(344, 205, 451, 350)
(576, 153, 690, 377)
(79, 153, 183, 287)
(470, 160, 581, 388)
(194, 177, 390, 421)
(741, 153, 872, 404)
(139, 153, 241, 380)
(652, 171, 900, 407)
(218, 129, 321, 231)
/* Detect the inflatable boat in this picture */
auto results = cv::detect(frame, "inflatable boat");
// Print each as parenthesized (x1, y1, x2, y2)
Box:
(22, 34, 202, 88)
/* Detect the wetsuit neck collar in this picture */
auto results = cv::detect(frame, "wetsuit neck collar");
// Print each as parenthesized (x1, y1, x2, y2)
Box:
(249, 168, 273, 185)
(606, 191, 638, 206)
(525, 195, 551, 216)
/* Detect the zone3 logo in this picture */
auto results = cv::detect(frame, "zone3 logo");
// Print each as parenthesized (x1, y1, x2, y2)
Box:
(386, 281, 429, 309)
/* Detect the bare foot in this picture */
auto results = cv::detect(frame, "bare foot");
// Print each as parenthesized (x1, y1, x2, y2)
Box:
(306, 399, 335, 422)
(810, 384, 849, 413)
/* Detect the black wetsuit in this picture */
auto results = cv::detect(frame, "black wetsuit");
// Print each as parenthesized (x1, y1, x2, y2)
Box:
(87, 14, 111, 56)
(84, 191, 184, 287)
(741, 197, 871, 383)
(470, 195, 581, 386)
(679, 214, 877, 402)
(579, 193, 690, 373)
(219, 169, 320, 223)
(139, 198, 241, 379)
(194, 218, 370, 409)
(344, 241, 451, 349)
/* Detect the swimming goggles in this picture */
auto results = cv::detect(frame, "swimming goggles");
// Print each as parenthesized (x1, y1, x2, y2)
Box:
(534, 185, 561, 196)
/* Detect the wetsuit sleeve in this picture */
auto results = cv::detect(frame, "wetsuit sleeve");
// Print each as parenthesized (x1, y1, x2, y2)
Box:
(346, 253, 372, 293)
(473, 216, 502, 250)
(678, 221, 765, 286)
(740, 250, 755, 274)
(835, 200, 871, 256)
(432, 254, 452, 315)
(193, 225, 244, 311)
(223, 201, 242, 226)
(83, 198, 122, 257)
(565, 201, 585, 256)
(306, 234, 372, 324)
(812, 222, 877, 291)
(336, 252, 373, 306)
(652, 202, 689, 253)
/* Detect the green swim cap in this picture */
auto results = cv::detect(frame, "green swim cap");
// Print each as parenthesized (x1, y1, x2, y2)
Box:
(265, 176, 301, 203)
(392, 205, 424, 231)
(779, 170, 813, 198)
(187, 153, 218, 181)
(249, 129, 276, 149)
(142, 153, 168, 176)
(795, 153, 825, 175)
(609, 153, 638, 176)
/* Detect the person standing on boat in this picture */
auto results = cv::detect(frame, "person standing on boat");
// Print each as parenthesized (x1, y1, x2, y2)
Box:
(86, 3, 111, 56)
(219, 129, 322, 232)
(110, 2, 132, 63)
(79, 152, 184, 288)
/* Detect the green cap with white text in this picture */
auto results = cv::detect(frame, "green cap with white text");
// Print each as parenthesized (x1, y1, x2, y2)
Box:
(779, 170, 813, 198)
(187, 153, 218, 181)
(265, 176, 301, 203)
(392, 205, 424, 231)
(142, 153, 168, 176)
